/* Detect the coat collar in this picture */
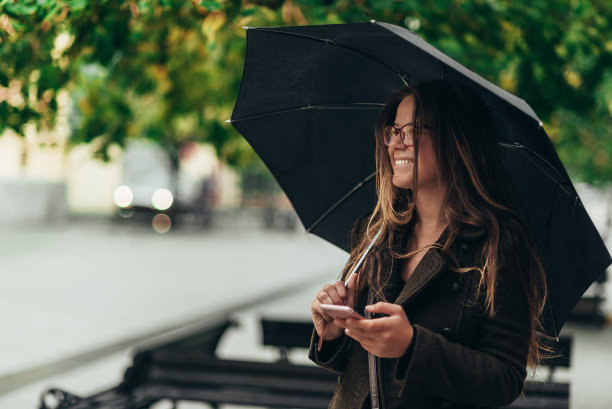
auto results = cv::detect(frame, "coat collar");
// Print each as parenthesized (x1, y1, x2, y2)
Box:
(388, 224, 449, 305)
(381, 222, 484, 306)
(393, 245, 446, 305)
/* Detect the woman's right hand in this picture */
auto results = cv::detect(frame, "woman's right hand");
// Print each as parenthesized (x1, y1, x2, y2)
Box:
(311, 273, 357, 342)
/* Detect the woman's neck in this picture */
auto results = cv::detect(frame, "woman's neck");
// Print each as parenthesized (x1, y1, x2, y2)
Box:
(413, 185, 447, 244)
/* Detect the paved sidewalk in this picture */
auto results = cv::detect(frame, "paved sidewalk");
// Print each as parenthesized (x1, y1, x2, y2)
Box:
(0, 215, 348, 405)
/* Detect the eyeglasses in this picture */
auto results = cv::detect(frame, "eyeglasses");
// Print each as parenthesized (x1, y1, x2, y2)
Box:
(383, 123, 433, 146)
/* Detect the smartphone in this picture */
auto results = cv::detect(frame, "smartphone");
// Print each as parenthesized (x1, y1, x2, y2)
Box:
(320, 304, 365, 320)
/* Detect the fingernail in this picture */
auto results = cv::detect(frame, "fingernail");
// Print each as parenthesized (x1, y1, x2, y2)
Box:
(344, 328, 349, 335)
(365, 305, 373, 311)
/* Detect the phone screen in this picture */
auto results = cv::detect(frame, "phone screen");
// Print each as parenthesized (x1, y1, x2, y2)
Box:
(320, 304, 365, 320)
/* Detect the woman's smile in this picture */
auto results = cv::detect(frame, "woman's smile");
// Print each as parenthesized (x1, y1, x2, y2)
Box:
(394, 158, 413, 166)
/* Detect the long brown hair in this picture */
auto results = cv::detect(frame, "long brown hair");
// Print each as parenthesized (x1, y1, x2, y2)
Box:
(340, 80, 547, 368)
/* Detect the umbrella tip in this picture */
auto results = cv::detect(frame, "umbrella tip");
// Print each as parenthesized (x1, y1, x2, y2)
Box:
(370, 20, 376, 24)
(225, 119, 232, 123)
(242, 26, 251, 30)
(538, 120, 543, 128)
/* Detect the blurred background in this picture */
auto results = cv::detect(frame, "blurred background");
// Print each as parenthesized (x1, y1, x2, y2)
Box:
(1, 0, 611, 408)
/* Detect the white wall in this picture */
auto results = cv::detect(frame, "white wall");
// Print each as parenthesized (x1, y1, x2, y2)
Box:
(575, 183, 612, 317)
(0, 129, 241, 220)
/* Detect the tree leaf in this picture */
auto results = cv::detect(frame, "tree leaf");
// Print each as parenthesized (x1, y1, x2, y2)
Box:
(4, 1, 38, 16)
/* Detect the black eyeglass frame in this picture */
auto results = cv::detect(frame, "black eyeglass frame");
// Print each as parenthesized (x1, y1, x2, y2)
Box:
(382, 123, 433, 146)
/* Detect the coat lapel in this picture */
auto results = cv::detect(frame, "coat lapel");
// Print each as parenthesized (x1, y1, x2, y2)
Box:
(394, 247, 446, 305)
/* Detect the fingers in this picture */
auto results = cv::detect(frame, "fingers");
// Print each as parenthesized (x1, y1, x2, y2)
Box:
(344, 326, 380, 344)
(342, 317, 388, 337)
(333, 280, 349, 303)
(311, 281, 350, 327)
(341, 305, 403, 340)
(312, 298, 334, 322)
(317, 281, 348, 306)
(341, 304, 414, 358)
(311, 303, 342, 341)
(365, 301, 403, 316)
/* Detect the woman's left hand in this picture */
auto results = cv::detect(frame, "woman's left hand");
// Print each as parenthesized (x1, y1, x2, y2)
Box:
(336, 302, 414, 358)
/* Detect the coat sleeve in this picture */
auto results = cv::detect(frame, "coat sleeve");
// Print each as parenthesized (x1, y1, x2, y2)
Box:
(308, 330, 352, 372)
(308, 212, 372, 371)
(393, 261, 531, 407)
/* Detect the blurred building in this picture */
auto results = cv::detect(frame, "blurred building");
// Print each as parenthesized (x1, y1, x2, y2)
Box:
(0, 127, 241, 225)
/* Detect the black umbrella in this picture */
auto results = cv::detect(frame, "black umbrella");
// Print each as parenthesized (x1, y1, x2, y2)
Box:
(229, 21, 611, 338)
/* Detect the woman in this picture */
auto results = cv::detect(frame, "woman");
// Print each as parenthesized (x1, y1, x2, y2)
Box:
(309, 80, 547, 409)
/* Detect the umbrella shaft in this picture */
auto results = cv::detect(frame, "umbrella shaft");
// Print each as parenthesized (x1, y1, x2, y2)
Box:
(367, 336, 379, 409)
(345, 228, 382, 287)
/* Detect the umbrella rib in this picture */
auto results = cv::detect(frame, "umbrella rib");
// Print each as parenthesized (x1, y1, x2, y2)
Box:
(546, 291, 559, 340)
(487, 100, 507, 112)
(251, 27, 410, 86)
(230, 102, 385, 123)
(306, 171, 377, 234)
(248, 24, 541, 122)
(498, 142, 573, 196)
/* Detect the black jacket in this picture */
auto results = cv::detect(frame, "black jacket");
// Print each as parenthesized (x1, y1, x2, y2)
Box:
(309, 223, 531, 409)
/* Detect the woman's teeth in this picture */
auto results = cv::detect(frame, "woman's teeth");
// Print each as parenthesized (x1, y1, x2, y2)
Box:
(395, 159, 411, 165)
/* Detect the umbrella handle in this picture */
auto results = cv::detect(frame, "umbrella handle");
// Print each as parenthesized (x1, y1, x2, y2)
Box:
(318, 228, 380, 353)
(345, 228, 382, 288)
(344, 230, 382, 409)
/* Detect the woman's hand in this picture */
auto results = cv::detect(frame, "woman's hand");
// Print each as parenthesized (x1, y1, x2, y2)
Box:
(338, 302, 414, 358)
(311, 274, 357, 342)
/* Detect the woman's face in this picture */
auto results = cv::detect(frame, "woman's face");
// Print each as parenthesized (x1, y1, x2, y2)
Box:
(387, 96, 440, 190)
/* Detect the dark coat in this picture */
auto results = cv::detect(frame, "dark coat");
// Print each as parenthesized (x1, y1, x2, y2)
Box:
(309, 224, 531, 409)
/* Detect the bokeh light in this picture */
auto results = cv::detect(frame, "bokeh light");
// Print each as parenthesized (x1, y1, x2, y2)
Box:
(151, 188, 173, 211)
(113, 185, 133, 208)
(152, 213, 171, 233)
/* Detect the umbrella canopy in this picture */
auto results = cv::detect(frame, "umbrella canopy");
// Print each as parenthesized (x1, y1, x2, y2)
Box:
(229, 21, 611, 337)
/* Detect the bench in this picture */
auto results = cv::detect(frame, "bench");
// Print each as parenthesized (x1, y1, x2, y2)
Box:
(39, 318, 572, 409)
(261, 318, 315, 362)
(39, 316, 237, 409)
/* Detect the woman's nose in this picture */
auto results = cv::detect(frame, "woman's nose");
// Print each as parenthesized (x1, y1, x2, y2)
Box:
(389, 134, 410, 148)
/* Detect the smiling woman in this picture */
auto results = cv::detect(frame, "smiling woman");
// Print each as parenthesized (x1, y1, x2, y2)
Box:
(309, 80, 549, 409)
(384, 96, 439, 193)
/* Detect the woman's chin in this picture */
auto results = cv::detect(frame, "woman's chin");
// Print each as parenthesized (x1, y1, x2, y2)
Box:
(392, 176, 412, 189)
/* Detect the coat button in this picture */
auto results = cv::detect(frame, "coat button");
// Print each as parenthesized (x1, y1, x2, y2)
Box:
(460, 243, 469, 252)
(441, 327, 454, 339)
(450, 281, 461, 293)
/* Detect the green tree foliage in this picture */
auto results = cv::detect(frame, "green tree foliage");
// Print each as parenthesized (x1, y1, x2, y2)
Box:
(1, 0, 611, 182)
(1, 0, 259, 166)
